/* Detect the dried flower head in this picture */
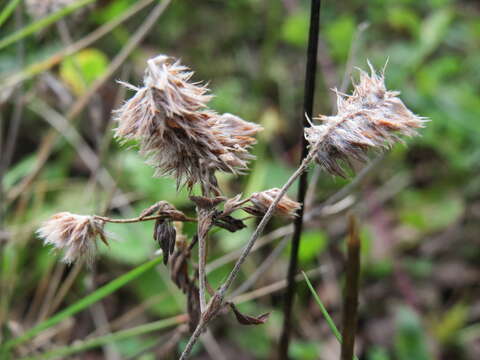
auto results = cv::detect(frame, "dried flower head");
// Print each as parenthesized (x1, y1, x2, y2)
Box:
(244, 188, 301, 218)
(114, 55, 262, 194)
(37, 212, 107, 264)
(305, 62, 427, 177)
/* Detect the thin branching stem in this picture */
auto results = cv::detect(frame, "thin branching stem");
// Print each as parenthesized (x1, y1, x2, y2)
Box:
(94, 215, 196, 224)
(179, 142, 326, 359)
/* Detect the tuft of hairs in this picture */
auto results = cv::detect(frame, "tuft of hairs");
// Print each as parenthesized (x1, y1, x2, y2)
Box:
(304, 62, 427, 177)
(37, 212, 107, 265)
(113, 55, 262, 195)
(244, 188, 302, 219)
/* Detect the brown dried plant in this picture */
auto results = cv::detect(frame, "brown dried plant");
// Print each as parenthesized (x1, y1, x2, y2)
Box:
(36, 55, 426, 360)
(113, 55, 262, 194)
(305, 62, 426, 177)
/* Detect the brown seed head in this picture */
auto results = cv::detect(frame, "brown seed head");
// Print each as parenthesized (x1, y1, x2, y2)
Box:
(114, 55, 262, 194)
(244, 188, 301, 219)
(37, 212, 106, 264)
(305, 62, 427, 177)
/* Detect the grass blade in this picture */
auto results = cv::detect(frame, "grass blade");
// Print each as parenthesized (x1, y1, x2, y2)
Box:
(20, 314, 187, 360)
(2, 256, 163, 350)
(0, 0, 96, 51)
(302, 271, 359, 360)
(0, 0, 22, 28)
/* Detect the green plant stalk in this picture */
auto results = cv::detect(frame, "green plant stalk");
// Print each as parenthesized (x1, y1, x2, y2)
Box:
(2, 256, 163, 350)
(20, 315, 186, 360)
(302, 271, 359, 360)
(0, 0, 97, 50)
(0, 0, 22, 28)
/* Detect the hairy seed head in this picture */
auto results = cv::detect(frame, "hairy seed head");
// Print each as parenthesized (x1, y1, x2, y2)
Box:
(245, 188, 301, 219)
(37, 212, 107, 264)
(114, 55, 262, 194)
(305, 62, 427, 177)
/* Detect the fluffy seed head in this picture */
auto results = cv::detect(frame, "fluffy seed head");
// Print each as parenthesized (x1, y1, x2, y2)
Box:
(245, 188, 302, 219)
(114, 55, 262, 194)
(305, 62, 427, 177)
(37, 212, 106, 264)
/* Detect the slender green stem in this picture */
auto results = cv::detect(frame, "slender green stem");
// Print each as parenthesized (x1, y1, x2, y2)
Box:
(0, 0, 22, 28)
(0, 0, 96, 50)
(20, 315, 187, 360)
(2, 256, 163, 350)
(302, 271, 359, 360)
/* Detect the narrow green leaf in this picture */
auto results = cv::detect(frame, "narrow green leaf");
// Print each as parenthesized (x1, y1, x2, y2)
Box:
(0, 0, 97, 51)
(302, 271, 359, 360)
(20, 315, 184, 360)
(3, 256, 163, 350)
(0, 0, 22, 28)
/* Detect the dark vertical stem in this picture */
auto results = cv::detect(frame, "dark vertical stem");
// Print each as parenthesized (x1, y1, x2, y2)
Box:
(278, 1, 321, 358)
(340, 215, 360, 360)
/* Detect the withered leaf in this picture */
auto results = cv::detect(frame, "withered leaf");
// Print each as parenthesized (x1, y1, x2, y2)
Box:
(229, 303, 270, 326)
(154, 219, 176, 265)
(187, 284, 201, 332)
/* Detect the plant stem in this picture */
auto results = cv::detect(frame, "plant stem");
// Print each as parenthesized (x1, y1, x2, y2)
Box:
(180, 76, 345, 359)
(197, 211, 211, 314)
(179, 150, 316, 359)
(279, 0, 321, 358)
(340, 215, 361, 360)
(303, 271, 359, 360)
(94, 214, 196, 224)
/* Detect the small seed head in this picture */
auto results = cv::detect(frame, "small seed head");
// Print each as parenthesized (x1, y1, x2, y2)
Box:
(37, 212, 106, 264)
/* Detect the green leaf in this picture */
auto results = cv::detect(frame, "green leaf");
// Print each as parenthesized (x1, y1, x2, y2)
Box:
(433, 303, 468, 344)
(3, 256, 163, 350)
(394, 306, 430, 360)
(289, 340, 321, 360)
(398, 189, 464, 233)
(324, 15, 355, 62)
(0, 0, 97, 50)
(59, 48, 108, 96)
(296, 230, 327, 264)
(281, 10, 309, 47)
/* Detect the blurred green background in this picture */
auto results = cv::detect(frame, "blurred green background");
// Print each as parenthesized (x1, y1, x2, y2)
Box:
(1, 0, 480, 358)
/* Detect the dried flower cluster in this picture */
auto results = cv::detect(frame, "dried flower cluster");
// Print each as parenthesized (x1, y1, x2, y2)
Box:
(244, 188, 302, 218)
(36, 212, 107, 264)
(114, 55, 262, 194)
(305, 63, 427, 177)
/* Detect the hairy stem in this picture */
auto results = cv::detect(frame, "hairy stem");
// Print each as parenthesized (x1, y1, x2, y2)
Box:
(279, 1, 321, 357)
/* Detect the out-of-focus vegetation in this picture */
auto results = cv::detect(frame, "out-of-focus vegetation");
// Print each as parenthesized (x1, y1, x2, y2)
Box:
(1, 0, 480, 359)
